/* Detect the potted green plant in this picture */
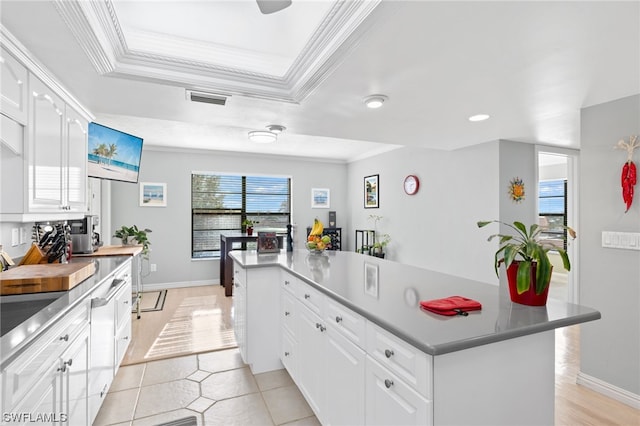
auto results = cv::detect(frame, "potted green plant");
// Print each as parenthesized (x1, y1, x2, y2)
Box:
(477, 220, 576, 306)
(371, 233, 391, 258)
(242, 219, 258, 235)
(113, 225, 152, 257)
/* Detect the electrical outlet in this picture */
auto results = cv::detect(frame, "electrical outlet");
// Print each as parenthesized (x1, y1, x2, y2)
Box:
(11, 228, 19, 246)
(150, 263, 157, 272)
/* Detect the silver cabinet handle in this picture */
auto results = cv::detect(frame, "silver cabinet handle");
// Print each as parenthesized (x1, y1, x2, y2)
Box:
(60, 334, 69, 341)
(384, 379, 394, 389)
(285, 311, 290, 316)
(124, 300, 129, 305)
(316, 323, 321, 329)
(335, 316, 342, 323)
(284, 280, 290, 285)
(304, 294, 310, 299)
(284, 351, 290, 357)
(122, 336, 129, 340)
(385, 349, 394, 358)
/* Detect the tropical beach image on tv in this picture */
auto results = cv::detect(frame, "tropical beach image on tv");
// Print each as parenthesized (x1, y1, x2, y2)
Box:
(88, 122, 144, 183)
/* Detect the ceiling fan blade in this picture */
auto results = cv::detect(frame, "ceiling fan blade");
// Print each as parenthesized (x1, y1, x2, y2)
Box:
(256, 0, 292, 14)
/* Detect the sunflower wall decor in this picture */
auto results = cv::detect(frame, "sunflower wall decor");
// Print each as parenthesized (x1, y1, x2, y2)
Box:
(508, 177, 525, 203)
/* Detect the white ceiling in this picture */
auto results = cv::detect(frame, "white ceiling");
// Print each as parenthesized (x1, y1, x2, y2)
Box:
(1, 1, 639, 162)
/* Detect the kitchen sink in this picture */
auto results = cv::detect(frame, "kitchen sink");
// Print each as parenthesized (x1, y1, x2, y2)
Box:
(0, 292, 65, 337)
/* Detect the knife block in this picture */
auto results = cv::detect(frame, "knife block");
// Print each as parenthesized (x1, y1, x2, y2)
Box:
(18, 243, 48, 265)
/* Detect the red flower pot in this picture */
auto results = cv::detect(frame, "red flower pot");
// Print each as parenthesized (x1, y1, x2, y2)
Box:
(506, 261, 551, 306)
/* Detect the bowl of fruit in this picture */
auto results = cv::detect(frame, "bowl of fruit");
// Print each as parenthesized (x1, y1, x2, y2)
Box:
(307, 219, 332, 253)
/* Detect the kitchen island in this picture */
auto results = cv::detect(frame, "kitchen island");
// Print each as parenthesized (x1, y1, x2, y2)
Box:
(229, 249, 601, 425)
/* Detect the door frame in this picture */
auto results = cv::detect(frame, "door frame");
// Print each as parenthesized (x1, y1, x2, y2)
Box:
(535, 145, 580, 304)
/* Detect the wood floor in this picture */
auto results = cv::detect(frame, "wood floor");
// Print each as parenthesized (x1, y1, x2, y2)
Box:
(125, 285, 639, 425)
(554, 325, 639, 425)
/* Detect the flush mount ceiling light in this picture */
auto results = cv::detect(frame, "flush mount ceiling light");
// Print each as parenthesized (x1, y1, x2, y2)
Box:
(266, 124, 286, 134)
(364, 94, 388, 109)
(248, 130, 277, 143)
(468, 114, 490, 122)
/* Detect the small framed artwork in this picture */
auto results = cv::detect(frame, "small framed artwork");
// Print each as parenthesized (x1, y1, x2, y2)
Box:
(364, 262, 379, 298)
(364, 174, 379, 208)
(257, 232, 280, 253)
(311, 188, 330, 208)
(140, 182, 167, 207)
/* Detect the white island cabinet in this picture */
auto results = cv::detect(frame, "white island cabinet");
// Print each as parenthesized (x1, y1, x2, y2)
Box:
(229, 250, 601, 426)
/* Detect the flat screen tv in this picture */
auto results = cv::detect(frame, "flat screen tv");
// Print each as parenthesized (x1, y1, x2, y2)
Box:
(87, 122, 144, 183)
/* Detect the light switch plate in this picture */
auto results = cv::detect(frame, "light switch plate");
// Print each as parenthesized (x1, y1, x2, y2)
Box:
(11, 228, 19, 246)
(602, 231, 640, 251)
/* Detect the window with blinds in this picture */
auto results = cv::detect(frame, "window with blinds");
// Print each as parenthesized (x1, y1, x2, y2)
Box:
(538, 179, 567, 250)
(191, 173, 291, 258)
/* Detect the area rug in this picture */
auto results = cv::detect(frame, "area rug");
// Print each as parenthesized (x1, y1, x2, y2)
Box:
(134, 289, 167, 313)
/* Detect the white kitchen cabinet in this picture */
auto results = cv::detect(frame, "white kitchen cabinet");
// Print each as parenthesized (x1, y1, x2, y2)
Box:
(293, 280, 366, 426)
(365, 356, 431, 426)
(59, 323, 90, 426)
(296, 302, 326, 419)
(0, 46, 28, 124)
(27, 75, 87, 214)
(280, 282, 298, 380)
(325, 325, 365, 426)
(232, 261, 281, 374)
(232, 261, 247, 362)
(0, 44, 89, 221)
(2, 301, 90, 426)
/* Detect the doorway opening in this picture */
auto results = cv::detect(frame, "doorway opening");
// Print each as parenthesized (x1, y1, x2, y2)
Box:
(537, 148, 579, 304)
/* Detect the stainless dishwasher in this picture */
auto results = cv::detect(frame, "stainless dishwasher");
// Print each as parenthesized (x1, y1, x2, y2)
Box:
(88, 263, 131, 423)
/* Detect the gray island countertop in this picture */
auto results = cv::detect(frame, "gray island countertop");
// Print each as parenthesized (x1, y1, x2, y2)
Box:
(229, 249, 601, 355)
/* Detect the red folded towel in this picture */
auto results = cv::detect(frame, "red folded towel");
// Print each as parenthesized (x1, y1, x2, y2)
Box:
(420, 296, 482, 316)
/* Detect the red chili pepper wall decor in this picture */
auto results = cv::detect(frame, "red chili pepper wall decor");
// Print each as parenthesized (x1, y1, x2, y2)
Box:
(616, 135, 639, 213)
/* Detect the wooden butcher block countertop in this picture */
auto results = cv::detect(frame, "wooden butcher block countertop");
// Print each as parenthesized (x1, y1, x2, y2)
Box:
(74, 245, 143, 257)
(0, 262, 96, 295)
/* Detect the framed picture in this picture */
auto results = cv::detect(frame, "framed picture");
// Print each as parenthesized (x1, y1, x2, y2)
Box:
(257, 232, 280, 253)
(140, 182, 167, 207)
(364, 174, 379, 208)
(364, 262, 379, 298)
(311, 188, 330, 208)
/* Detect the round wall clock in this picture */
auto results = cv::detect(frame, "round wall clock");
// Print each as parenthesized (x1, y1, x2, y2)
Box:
(403, 175, 420, 195)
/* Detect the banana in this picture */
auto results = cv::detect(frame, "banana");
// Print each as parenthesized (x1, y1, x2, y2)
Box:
(310, 218, 323, 236)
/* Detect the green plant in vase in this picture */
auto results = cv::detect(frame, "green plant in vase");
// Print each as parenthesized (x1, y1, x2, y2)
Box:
(113, 225, 152, 257)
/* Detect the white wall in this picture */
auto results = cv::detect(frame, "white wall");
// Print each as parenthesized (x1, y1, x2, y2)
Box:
(110, 147, 348, 286)
(579, 94, 639, 398)
(346, 143, 501, 285)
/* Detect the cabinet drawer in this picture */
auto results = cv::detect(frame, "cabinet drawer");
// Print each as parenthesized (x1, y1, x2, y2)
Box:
(233, 261, 246, 286)
(297, 282, 325, 317)
(281, 329, 297, 381)
(281, 288, 297, 337)
(326, 298, 365, 348)
(115, 283, 132, 330)
(2, 299, 89, 410)
(115, 319, 131, 368)
(281, 273, 298, 294)
(365, 356, 432, 425)
(366, 322, 432, 399)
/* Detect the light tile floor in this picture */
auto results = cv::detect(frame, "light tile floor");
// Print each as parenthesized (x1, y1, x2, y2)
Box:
(94, 348, 319, 426)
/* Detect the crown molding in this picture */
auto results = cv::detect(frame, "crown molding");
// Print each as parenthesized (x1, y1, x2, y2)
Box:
(54, 0, 388, 103)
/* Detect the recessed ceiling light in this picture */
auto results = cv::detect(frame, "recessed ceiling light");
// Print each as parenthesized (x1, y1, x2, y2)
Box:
(469, 114, 490, 122)
(266, 124, 286, 134)
(248, 130, 277, 143)
(364, 95, 388, 109)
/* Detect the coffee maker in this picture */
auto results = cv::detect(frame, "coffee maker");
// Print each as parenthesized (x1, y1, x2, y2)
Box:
(69, 215, 101, 254)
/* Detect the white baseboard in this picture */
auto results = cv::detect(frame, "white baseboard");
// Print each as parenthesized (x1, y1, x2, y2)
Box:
(141, 279, 220, 292)
(576, 371, 640, 409)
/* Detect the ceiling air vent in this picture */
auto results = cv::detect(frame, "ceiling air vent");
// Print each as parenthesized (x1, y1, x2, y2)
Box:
(186, 90, 229, 106)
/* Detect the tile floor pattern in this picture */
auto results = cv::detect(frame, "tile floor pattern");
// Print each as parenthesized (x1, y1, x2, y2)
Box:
(94, 348, 320, 426)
